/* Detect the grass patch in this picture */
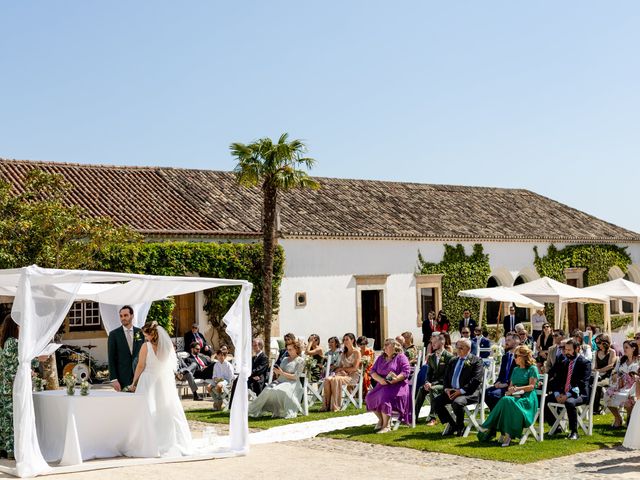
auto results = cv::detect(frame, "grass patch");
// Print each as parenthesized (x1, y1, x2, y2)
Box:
(186, 405, 366, 430)
(322, 413, 626, 463)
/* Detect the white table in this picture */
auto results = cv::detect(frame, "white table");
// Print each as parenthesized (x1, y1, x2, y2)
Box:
(33, 390, 158, 466)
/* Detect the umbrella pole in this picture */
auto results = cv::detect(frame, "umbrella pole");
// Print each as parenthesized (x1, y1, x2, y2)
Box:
(478, 300, 485, 329)
(633, 301, 639, 335)
(497, 301, 503, 337)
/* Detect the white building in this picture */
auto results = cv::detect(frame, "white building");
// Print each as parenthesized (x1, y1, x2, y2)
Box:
(2, 159, 640, 361)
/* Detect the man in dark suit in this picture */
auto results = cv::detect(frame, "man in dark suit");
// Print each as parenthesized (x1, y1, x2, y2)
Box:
(183, 323, 212, 355)
(471, 327, 492, 358)
(107, 305, 144, 391)
(415, 333, 454, 425)
(432, 338, 484, 435)
(485, 333, 520, 410)
(503, 306, 522, 335)
(458, 309, 477, 338)
(184, 342, 215, 379)
(249, 337, 269, 395)
(544, 339, 592, 440)
(177, 353, 203, 401)
(422, 311, 438, 346)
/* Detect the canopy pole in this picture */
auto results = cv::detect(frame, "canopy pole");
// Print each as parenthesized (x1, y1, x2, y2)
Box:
(478, 300, 485, 329)
(633, 300, 639, 335)
(604, 300, 612, 336)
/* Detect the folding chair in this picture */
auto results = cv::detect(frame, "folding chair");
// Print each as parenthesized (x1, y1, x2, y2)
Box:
(390, 349, 423, 429)
(341, 367, 364, 410)
(300, 374, 324, 416)
(519, 373, 549, 444)
(548, 371, 599, 436)
(443, 366, 489, 437)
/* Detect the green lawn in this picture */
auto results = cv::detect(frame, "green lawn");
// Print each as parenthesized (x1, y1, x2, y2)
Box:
(322, 413, 626, 463)
(186, 405, 366, 430)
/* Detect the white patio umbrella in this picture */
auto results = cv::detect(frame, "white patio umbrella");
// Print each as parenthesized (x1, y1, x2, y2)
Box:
(511, 276, 611, 333)
(458, 286, 544, 328)
(582, 278, 640, 333)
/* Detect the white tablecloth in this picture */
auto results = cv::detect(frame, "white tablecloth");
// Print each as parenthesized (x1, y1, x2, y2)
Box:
(33, 390, 157, 466)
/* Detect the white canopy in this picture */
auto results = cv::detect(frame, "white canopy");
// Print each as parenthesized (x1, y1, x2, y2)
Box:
(1, 265, 253, 478)
(511, 276, 611, 332)
(458, 286, 544, 328)
(582, 278, 640, 333)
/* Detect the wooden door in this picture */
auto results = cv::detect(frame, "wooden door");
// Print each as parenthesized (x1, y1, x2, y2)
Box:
(173, 293, 196, 337)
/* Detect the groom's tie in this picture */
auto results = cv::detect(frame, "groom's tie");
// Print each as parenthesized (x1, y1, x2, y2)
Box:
(126, 329, 133, 353)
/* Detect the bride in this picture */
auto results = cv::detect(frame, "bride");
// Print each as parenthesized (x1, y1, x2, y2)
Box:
(130, 321, 193, 456)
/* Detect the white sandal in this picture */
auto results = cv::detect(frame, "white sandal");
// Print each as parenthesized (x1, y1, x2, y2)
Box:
(376, 426, 391, 434)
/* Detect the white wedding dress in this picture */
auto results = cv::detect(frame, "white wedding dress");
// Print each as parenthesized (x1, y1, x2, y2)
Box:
(623, 395, 640, 449)
(136, 327, 193, 457)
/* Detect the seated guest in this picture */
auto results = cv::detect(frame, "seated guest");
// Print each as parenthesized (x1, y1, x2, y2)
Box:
(471, 327, 491, 359)
(460, 327, 472, 340)
(485, 333, 520, 410)
(572, 329, 593, 362)
(326, 336, 341, 373)
(544, 329, 566, 373)
(177, 351, 203, 401)
(322, 333, 361, 412)
(183, 323, 212, 355)
(515, 323, 534, 349)
(305, 334, 325, 383)
(432, 338, 484, 436)
(458, 309, 476, 337)
(248, 340, 305, 419)
(592, 334, 617, 414)
(545, 339, 592, 440)
(275, 332, 296, 367)
(442, 332, 453, 353)
(401, 331, 418, 365)
(605, 340, 639, 428)
(531, 308, 547, 342)
(184, 342, 215, 379)
(478, 345, 540, 446)
(366, 338, 412, 433)
(207, 349, 235, 410)
(416, 333, 454, 425)
(535, 323, 554, 366)
(357, 336, 375, 395)
(249, 337, 269, 395)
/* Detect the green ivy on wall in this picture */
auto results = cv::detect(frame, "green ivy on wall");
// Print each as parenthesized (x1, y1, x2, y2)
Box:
(533, 244, 631, 327)
(96, 241, 285, 338)
(418, 244, 491, 325)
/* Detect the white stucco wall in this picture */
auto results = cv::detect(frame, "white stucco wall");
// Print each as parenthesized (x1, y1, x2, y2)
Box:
(278, 239, 640, 347)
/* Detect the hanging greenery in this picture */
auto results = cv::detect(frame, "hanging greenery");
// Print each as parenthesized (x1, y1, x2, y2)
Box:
(418, 244, 491, 325)
(96, 241, 285, 338)
(533, 244, 631, 327)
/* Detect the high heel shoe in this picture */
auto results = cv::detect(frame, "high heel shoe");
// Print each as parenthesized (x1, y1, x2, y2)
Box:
(501, 434, 511, 447)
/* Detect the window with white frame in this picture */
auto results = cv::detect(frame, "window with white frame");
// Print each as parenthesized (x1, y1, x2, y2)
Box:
(67, 301, 103, 331)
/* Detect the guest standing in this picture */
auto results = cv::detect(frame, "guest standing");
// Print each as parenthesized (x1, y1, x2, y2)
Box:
(531, 309, 547, 342)
(503, 306, 521, 335)
(321, 333, 361, 412)
(422, 311, 438, 346)
(366, 339, 412, 432)
(248, 340, 305, 419)
(437, 311, 450, 333)
(478, 346, 539, 446)
(458, 309, 477, 337)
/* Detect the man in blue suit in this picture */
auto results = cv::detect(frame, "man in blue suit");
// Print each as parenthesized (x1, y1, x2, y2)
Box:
(484, 333, 520, 410)
(471, 327, 491, 358)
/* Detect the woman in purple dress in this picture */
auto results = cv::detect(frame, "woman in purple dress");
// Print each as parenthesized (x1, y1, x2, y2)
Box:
(366, 338, 412, 433)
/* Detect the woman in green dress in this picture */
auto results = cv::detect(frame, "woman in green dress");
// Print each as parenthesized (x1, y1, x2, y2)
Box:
(478, 345, 540, 446)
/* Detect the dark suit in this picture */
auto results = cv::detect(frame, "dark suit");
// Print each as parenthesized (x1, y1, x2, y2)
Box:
(177, 356, 200, 397)
(249, 351, 269, 395)
(422, 318, 438, 345)
(433, 354, 484, 432)
(458, 317, 477, 337)
(183, 331, 212, 354)
(503, 314, 522, 334)
(107, 326, 144, 388)
(185, 352, 215, 379)
(415, 349, 454, 420)
(485, 351, 515, 410)
(471, 336, 491, 358)
(545, 355, 592, 434)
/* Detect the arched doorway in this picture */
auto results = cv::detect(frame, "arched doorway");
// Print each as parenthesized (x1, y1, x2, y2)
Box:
(514, 276, 531, 324)
(486, 276, 501, 325)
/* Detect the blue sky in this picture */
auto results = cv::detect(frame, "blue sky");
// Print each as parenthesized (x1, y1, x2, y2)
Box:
(1, 1, 638, 232)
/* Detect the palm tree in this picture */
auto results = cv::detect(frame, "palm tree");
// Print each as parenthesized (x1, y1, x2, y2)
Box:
(231, 133, 319, 350)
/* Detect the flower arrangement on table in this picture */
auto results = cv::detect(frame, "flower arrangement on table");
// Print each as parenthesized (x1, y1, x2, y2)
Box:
(63, 372, 76, 396)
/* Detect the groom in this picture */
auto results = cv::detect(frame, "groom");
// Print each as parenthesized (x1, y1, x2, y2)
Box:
(107, 305, 144, 391)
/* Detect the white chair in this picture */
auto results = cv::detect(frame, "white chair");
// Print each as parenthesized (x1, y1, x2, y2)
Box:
(390, 349, 423, 429)
(301, 371, 324, 416)
(519, 373, 549, 444)
(443, 366, 489, 437)
(367, 338, 375, 351)
(340, 367, 364, 410)
(548, 371, 599, 436)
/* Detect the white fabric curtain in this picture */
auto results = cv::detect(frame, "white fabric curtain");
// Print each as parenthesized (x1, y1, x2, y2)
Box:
(99, 302, 152, 333)
(11, 267, 87, 478)
(224, 284, 252, 452)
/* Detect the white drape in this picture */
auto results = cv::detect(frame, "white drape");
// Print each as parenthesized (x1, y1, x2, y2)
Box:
(12, 267, 88, 477)
(223, 283, 253, 452)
